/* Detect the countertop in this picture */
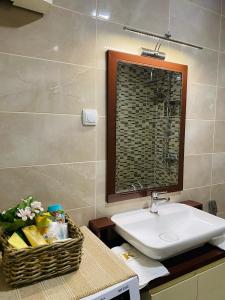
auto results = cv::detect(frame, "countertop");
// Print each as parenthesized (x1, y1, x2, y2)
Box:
(0, 227, 135, 300)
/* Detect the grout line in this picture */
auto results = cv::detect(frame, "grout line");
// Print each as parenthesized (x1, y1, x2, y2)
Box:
(0, 51, 95, 69)
(0, 111, 82, 117)
(184, 153, 212, 157)
(168, 0, 171, 33)
(0, 161, 97, 171)
(94, 0, 98, 219)
(183, 185, 211, 191)
(185, 152, 225, 157)
(210, 10, 222, 201)
(186, 119, 215, 121)
(212, 181, 225, 186)
(52, 3, 96, 19)
(0, 111, 107, 118)
(189, 82, 218, 88)
(66, 206, 94, 212)
(183, 0, 222, 16)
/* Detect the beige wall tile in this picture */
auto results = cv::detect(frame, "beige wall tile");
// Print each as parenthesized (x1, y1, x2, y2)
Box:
(0, 53, 95, 114)
(0, 162, 95, 211)
(211, 183, 225, 215)
(216, 88, 225, 120)
(212, 152, 225, 184)
(183, 155, 212, 189)
(96, 197, 148, 218)
(186, 84, 216, 120)
(218, 53, 225, 87)
(189, 0, 221, 13)
(186, 48, 218, 85)
(166, 46, 218, 86)
(214, 121, 225, 152)
(170, 0, 220, 50)
(169, 186, 211, 211)
(97, 21, 218, 85)
(185, 120, 214, 155)
(97, 0, 170, 35)
(96, 20, 218, 84)
(218, 211, 225, 218)
(0, 113, 96, 168)
(223, 0, 225, 16)
(220, 16, 225, 52)
(0, 0, 224, 224)
(96, 160, 106, 206)
(97, 117, 106, 161)
(96, 68, 107, 116)
(53, 0, 96, 16)
(96, 20, 156, 69)
(68, 206, 95, 226)
(0, 4, 96, 66)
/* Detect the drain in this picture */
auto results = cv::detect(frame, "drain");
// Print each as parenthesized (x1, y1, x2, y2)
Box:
(159, 232, 179, 242)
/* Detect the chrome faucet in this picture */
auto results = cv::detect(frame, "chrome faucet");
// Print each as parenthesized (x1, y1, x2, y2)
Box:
(149, 192, 170, 213)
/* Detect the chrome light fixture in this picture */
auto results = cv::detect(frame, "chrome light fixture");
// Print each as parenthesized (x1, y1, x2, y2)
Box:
(123, 26, 203, 50)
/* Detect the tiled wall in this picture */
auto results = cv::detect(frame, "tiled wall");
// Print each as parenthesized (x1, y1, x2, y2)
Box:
(115, 62, 181, 192)
(1, 0, 225, 224)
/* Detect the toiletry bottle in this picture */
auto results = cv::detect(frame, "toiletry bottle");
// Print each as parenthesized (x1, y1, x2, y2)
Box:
(47, 204, 65, 223)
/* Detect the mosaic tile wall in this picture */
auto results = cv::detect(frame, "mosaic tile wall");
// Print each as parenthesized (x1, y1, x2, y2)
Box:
(116, 61, 182, 193)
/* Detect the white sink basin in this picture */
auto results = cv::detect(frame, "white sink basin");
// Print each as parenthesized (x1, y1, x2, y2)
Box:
(111, 203, 225, 260)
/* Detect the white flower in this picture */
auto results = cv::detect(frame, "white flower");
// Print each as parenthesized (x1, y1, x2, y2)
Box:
(2, 210, 6, 215)
(17, 207, 35, 221)
(31, 201, 44, 213)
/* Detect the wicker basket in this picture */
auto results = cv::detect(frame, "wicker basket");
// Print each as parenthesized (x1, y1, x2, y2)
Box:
(0, 214, 84, 288)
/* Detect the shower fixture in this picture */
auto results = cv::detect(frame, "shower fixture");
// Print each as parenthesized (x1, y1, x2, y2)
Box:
(123, 26, 203, 50)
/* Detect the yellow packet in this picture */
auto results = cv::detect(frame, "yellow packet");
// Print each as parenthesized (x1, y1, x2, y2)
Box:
(22, 225, 48, 247)
(36, 212, 52, 235)
(8, 232, 28, 250)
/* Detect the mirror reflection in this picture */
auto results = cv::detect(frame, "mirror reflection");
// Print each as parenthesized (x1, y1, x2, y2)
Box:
(115, 61, 182, 193)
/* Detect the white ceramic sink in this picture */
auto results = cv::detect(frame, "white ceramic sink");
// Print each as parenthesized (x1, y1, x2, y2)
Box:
(111, 203, 225, 260)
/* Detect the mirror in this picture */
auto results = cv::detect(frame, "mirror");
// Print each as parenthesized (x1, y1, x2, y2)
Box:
(107, 51, 187, 202)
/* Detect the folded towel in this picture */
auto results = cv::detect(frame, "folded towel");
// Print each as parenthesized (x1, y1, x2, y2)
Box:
(111, 243, 169, 289)
(209, 235, 225, 250)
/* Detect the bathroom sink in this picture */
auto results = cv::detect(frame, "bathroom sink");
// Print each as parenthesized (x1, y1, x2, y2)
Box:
(111, 203, 225, 260)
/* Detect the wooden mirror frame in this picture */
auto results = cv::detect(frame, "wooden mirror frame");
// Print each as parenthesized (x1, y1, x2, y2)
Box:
(107, 50, 188, 203)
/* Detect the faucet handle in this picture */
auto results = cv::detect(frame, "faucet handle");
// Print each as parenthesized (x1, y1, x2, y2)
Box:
(152, 191, 167, 199)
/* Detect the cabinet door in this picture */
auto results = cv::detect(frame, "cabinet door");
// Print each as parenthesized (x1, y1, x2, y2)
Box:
(150, 276, 198, 300)
(198, 262, 225, 300)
